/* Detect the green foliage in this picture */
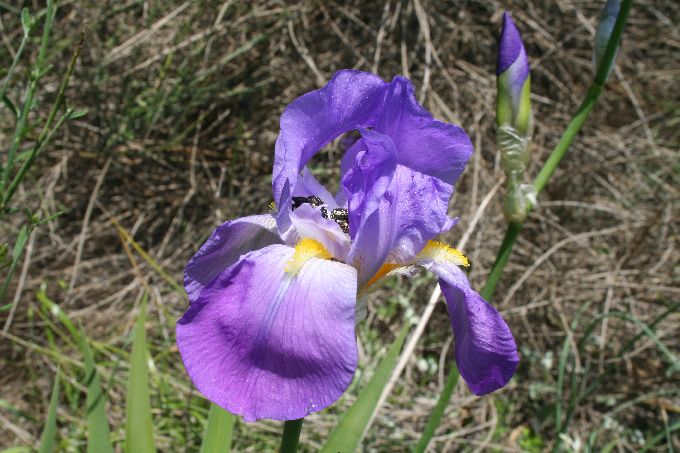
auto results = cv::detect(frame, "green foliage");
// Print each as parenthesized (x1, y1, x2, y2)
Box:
(0, 0, 80, 322)
(37, 371, 60, 453)
(321, 324, 410, 453)
(200, 403, 234, 453)
(413, 364, 460, 453)
(517, 427, 545, 453)
(80, 332, 114, 453)
(125, 294, 156, 453)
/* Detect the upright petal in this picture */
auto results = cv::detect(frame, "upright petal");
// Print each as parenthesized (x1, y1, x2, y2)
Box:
(419, 249, 519, 395)
(340, 129, 397, 284)
(296, 168, 338, 209)
(375, 77, 473, 185)
(342, 128, 456, 285)
(273, 70, 388, 207)
(176, 244, 358, 421)
(184, 215, 279, 304)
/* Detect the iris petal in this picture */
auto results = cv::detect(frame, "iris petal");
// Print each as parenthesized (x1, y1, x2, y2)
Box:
(289, 204, 351, 261)
(426, 261, 519, 395)
(376, 77, 473, 185)
(176, 244, 358, 421)
(341, 129, 397, 284)
(273, 70, 388, 208)
(184, 215, 279, 304)
(342, 130, 457, 284)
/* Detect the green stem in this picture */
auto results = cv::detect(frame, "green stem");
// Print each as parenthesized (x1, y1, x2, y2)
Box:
(413, 364, 460, 453)
(0, 0, 55, 195)
(1, 22, 82, 210)
(0, 18, 32, 104)
(480, 222, 523, 301)
(279, 418, 303, 453)
(482, 0, 633, 299)
(414, 2, 633, 451)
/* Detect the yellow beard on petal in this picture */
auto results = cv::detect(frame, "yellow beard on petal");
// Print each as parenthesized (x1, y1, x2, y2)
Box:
(363, 263, 402, 290)
(285, 238, 332, 275)
(417, 240, 470, 267)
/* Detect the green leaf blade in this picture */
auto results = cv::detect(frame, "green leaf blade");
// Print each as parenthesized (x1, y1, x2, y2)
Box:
(320, 325, 410, 453)
(200, 403, 235, 453)
(80, 332, 114, 453)
(37, 371, 60, 453)
(125, 294, 156, 453)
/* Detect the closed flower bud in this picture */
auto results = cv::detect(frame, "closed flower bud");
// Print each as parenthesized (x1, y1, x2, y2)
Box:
(496, 11, 531, 136)
(593, 0, 620, 80)
(497, 12, 535, 223)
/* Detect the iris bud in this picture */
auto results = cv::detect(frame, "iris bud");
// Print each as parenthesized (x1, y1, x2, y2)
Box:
(593, 0, 620, 80)
(496, 11, 531, 136)
(497, 11, 535, 223)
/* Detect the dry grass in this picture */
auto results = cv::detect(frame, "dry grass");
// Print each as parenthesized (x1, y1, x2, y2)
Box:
(1, 0, 679, 451)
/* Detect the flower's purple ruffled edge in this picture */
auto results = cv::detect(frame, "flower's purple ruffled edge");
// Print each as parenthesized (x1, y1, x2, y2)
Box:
(272, 71, 473, 277)
(375, 77, 473, 186)
(272, 70, 389, 210)
(183, 214, 279, 304)
(177, 244, 358, 421)
(426, 261, 519, 395)
(339, 77, 473, 284)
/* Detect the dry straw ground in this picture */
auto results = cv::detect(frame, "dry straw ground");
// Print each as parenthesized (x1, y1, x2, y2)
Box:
(1, 0, 678, 451)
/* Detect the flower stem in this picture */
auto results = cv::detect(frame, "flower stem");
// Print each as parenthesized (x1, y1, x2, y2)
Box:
(279, 418, 304, 453)
(482, 0, 632, 300)
(414, 2, 633, 451)
(480, 222, 523, 300)
(413, 364, 460, 453)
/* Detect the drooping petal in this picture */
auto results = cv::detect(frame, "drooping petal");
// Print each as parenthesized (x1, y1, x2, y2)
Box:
(176, 244, 358, 421)
(375, 77, 473, 185)
(419, 249, 518, 395)
(272, 70, 388, 208)
(184, 215, 279, 304)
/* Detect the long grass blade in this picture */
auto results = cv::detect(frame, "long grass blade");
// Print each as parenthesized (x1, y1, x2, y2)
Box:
(320, 324, 410, 453)
(413, 364, 460, 453)
(0, 226, 28, 308)
(37, 371, 60, 453)
(200, 403, 235, 453)
(80, 331, 114, 453)
(125, 294, 156, 453)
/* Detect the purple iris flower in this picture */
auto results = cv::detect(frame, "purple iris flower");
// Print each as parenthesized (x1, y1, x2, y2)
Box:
(176, 70, 519, 422)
